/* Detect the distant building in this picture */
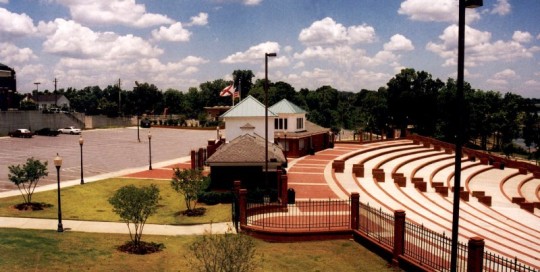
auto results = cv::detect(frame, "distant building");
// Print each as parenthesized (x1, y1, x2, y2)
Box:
(270, 99, 332, 158)
(33, 94, 71, 110)
(0, 63, 16, 111)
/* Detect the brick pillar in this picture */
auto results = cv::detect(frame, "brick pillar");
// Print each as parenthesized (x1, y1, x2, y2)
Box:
(197, 148, 204, 170)
(281, 174, 288, 206)
(350, 192, 360, 230)
(393, 210, 406, 264)
(467, 237, 485, 272)
(276, 169, 282, 201)
(233, 180, 241, 193)
(239, 189, 247, 226)
(190, 150, 196, 169)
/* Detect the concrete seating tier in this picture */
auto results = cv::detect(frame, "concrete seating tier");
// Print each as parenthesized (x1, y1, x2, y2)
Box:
(325, 139, 540, 267)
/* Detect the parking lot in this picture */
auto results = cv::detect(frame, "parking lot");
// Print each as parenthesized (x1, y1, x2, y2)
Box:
(0, 127, 216, 191)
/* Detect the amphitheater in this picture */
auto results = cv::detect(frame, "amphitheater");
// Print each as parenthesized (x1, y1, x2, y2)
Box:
(278, 135, 540, 269)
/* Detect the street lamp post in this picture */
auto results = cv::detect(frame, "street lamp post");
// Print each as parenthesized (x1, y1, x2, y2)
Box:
(137, 115, 141, 142)
(451, 1, 483, 271)
(264, 52, 277, 195)
(148, 131, 152, 170)
(54, 154, 63, 232)
(79, 136, 84, 184)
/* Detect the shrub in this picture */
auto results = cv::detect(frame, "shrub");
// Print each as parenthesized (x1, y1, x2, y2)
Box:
(198, 191, 234, 205)
(108, 184, 161, 254)
(189, 231, 258, 272)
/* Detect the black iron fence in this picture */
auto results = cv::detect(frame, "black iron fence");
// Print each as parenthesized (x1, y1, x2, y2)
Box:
(359, 202, 395, 248)
(236, 191, 539, 272)
(484, 251, 538, 272)
(403, 222, 468, 271)
(246, 199, 350, 231)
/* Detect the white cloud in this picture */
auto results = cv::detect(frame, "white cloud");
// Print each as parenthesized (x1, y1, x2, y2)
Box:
(55, 0, 173, 28)
(0, 42, 36, 64)
(188, 12, 208, 26)
(383, 34, 414, 51)
(0, 0, 9, 4)
(221, 41, 282, 64)
(151, 22, 191, 42)
(491, 0, 511, 16)
(298, 17, 376, 46)
(512, 31, 532, 43)
(491, 69, 518, 84)
(427, 25, 532, 68)
(243, 0, 262, 5)
(398, 0, 481, 23)
(0, 8, 37, 38)
(42, 19, 163, 59)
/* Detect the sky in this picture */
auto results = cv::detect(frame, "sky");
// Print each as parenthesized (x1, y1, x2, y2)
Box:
(1, 0, 539, 98)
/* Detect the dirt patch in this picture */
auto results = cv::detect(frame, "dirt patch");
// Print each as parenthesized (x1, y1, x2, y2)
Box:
(14, 202, 53, 211)
(117, 241, 165, 255)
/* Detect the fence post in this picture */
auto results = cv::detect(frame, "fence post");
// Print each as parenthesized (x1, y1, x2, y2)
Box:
(467, 236, 484, 272)
(197, 148, 204, 170)
(281, 174, 288, 206)
(393, 210, 406, 264)
(190, 149, 196, 169)
(234, 180, 241, 194)
(350, 192, 360, 230)
(239, 189, 247, 226)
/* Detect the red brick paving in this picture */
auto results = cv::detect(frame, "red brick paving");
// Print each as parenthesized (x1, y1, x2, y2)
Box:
(122, 144, 355, 200)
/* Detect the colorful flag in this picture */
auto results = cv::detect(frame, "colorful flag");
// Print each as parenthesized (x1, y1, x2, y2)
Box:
(220, 84, 234, 97)
(233, 88, 240, 98)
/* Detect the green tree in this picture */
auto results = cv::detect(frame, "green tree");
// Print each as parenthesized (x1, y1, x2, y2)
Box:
(171, 168, 209, 214)
(7, 158, 48, 209)
(163, 88, 185, 114)
(189, 232, 258, 272)
(233, 70, 255, 98)
(108, 184, 160, 251)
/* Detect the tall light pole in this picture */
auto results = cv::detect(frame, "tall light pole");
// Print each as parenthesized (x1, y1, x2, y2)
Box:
(54, 154, 63, 232)
(264, 52, 277, 196)
(34, 82, 40, 93)
(148, 131, 152, 170)
(451, 1, 483, 271)
(79, 136, 84, 184)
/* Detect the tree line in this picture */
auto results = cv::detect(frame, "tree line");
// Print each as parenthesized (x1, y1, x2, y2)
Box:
(14, 68, 540, 157)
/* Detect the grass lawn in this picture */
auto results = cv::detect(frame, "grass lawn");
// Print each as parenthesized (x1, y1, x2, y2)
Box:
(0, 228, 398, 272)
(0, 178, 231, 225)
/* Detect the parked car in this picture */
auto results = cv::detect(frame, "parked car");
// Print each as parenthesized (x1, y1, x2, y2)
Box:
(8, 129, 33, 138)
(58, 126, 81, 135)
(35, 127, 60, 136)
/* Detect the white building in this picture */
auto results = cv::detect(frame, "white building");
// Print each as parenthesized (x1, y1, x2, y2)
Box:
(220, 95, 277, 142)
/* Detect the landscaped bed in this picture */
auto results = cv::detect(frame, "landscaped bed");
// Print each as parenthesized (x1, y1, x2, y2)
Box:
(0, 178, 231, 225)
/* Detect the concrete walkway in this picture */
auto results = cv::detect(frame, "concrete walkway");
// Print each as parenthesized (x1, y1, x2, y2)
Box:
(0, 217, 232, 235)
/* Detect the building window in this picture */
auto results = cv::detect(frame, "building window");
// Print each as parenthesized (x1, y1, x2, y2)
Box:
(274, 118, 288, 130)
(297, 117, 304, 130)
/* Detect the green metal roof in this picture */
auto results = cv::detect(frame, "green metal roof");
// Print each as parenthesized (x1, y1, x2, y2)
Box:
(220, 95, 277, 118)
(269, 99, 306, 114)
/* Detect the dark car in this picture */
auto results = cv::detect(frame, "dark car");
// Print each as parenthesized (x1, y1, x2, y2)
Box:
(140, 118, 151, 128)
(8, 129, 33, 138)
(35, 127, 60, 136)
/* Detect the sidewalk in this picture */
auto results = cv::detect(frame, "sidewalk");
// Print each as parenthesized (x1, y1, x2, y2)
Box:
(0, 217, 233, 235)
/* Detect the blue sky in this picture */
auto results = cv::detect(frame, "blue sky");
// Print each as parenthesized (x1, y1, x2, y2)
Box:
(1, 0, 539, 98)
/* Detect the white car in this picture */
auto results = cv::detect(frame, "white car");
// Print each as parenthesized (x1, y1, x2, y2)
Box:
(58, 126, 81, 134)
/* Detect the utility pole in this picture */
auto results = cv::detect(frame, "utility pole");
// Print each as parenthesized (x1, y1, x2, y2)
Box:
(118, 78, 121, 115)
(53, 78, 58, 106)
